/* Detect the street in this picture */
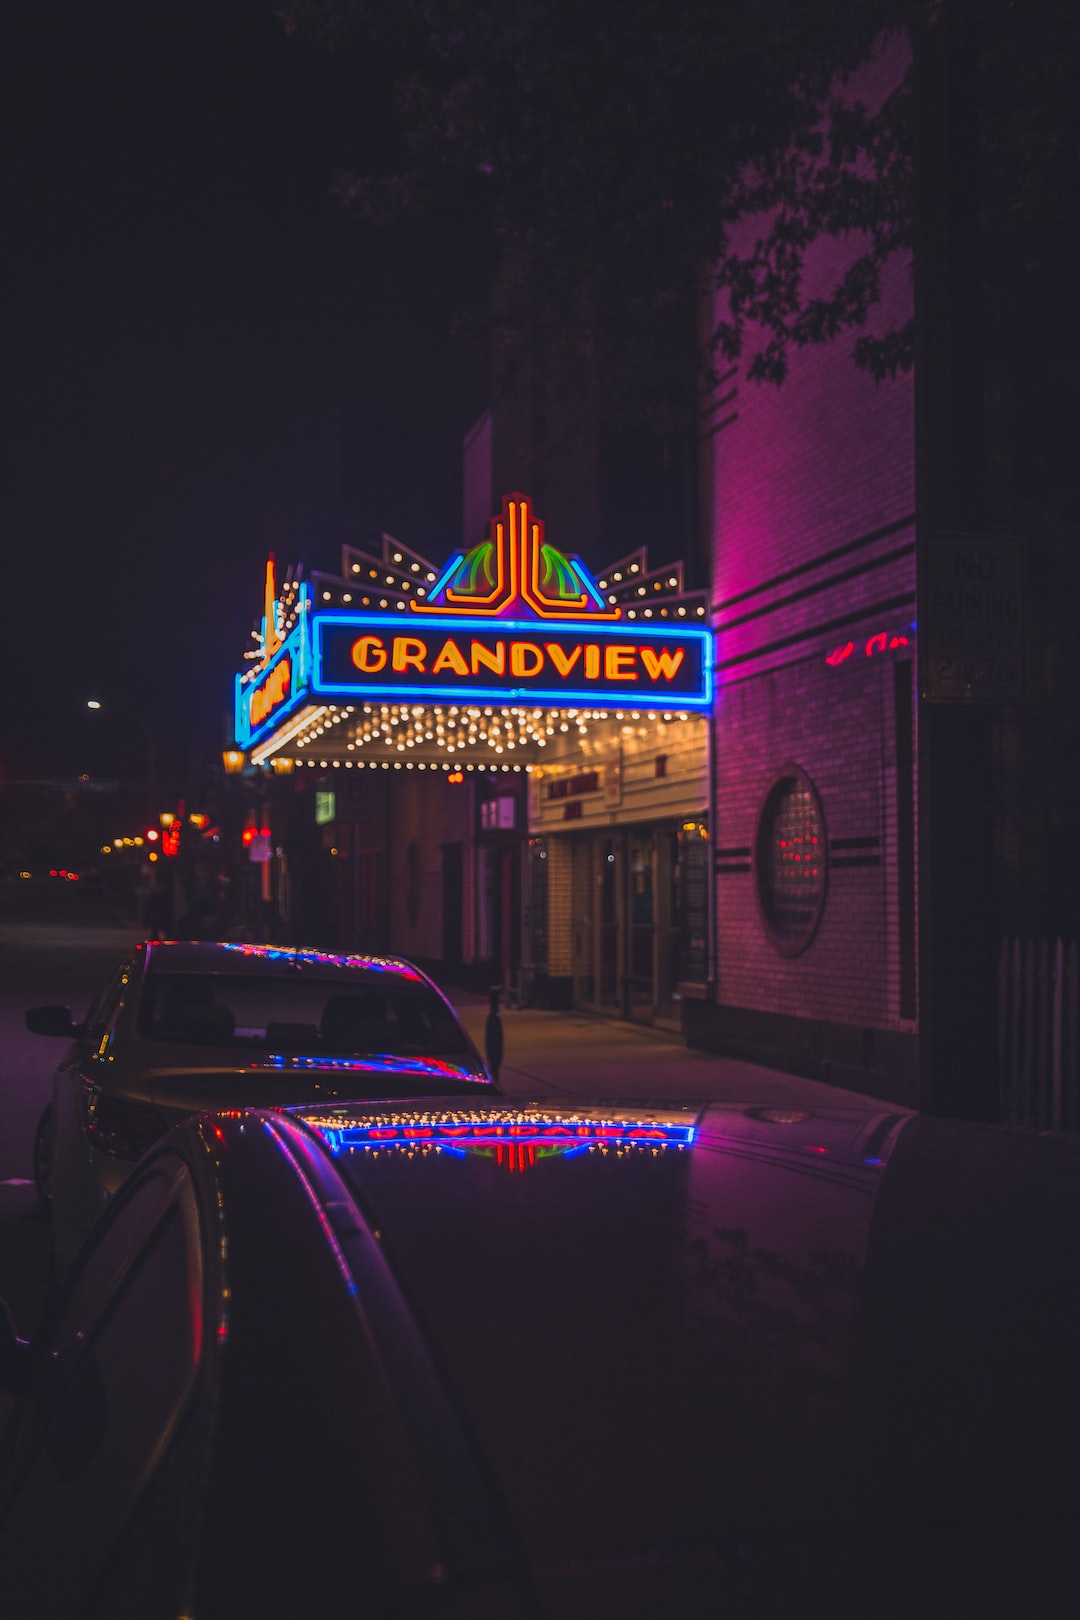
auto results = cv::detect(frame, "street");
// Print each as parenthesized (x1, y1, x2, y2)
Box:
(0, 881, 889, 1340)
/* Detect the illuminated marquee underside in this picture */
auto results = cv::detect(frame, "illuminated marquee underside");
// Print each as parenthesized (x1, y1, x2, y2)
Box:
(284, 700, 700, 774)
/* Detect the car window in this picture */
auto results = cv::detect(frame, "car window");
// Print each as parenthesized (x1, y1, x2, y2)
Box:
(0, 1165, 203, 1616)
(136, 972, 471, 1056)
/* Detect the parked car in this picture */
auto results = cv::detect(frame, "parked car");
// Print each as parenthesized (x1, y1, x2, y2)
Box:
(2, 1095, 1079, 1618)
(26, 940, 493, 1272)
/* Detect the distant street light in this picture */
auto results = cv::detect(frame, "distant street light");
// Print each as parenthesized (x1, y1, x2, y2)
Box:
(83, 697, 156, 792)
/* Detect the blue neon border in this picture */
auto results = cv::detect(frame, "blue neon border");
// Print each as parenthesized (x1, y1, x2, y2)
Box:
(310, 613, 713, 709)
(234, 614, 313, 748)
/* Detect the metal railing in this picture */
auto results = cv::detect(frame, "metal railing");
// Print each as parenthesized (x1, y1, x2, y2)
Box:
(998, 937, 1080, 1131)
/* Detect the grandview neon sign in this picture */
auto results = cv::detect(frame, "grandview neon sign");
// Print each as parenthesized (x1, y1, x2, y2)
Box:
(233, 495, 712, 738)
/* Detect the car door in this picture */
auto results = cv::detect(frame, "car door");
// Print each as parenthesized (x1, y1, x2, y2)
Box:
(0, 1153, 210, 1619)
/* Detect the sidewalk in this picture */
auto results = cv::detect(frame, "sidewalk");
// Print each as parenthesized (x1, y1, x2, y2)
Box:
(447, 991, 899, 1112)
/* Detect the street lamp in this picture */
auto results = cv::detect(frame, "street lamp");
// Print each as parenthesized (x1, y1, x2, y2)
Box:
(222, 749, 246, 776)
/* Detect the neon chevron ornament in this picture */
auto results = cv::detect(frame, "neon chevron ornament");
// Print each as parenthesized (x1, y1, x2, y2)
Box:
(415, 493, 617, 619)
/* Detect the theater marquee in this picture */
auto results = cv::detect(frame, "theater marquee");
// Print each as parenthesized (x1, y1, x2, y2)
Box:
(234, 493, 713, 754)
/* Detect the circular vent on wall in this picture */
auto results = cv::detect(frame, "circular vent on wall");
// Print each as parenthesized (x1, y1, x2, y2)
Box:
(754, 766, 827, 956)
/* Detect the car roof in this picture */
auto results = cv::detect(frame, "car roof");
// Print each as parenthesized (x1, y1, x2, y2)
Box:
(281, 1096, 1080, 1589)
(142, 940, 426, 983)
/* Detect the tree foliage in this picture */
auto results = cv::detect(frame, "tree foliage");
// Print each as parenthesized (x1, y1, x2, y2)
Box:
(277, 1, 1079, 424)
(277, 0, 913, 421)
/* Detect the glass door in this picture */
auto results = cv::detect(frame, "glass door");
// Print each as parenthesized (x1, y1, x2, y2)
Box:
(572, 834, 624, 1011)
(572, 838, 596, 1005)
(627, 833, 655, 1021)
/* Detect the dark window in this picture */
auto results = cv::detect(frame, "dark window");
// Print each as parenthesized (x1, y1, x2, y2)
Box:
(137, 973, 470, 1056)
(754, 768, 827, 956)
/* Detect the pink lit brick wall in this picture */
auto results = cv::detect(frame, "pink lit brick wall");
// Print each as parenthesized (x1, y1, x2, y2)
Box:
(708, 32, 917, 1035)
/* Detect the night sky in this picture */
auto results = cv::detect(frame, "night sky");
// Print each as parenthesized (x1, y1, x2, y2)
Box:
(4, 0, 489, 786)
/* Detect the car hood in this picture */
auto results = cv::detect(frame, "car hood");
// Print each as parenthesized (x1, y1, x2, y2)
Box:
(299, 1098, 1080, 1609)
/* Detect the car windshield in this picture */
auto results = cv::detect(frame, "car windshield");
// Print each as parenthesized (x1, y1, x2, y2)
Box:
(137, 972, 472, 1057)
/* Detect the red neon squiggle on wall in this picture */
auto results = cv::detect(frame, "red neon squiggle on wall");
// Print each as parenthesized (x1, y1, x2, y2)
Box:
(826, 630, 911, 667)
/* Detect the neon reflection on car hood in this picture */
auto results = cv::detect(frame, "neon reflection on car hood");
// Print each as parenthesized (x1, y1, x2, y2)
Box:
(297, 1105, 696, 1171)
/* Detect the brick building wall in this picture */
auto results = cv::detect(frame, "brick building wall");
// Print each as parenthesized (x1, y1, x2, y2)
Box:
(694, 35, 919, 1102)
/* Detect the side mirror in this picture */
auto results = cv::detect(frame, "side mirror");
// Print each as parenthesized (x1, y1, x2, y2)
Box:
(0, 1299, 32, 1395)
(25, 1005, 79, 1038)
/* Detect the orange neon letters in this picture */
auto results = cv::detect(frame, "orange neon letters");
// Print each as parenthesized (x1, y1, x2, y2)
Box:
(510, 642, 544, 678)
(250, 656, 291, 725)
(341, 632, 692, 688)
(471, 641, 506, 676)
(352, 636, 388, 673)
(639, 647, 685, 681)
(604, 646, 637, 681)
(391, 637, 427, 672)
(431, 639, 469, 676)
(544, 643, 582, 677)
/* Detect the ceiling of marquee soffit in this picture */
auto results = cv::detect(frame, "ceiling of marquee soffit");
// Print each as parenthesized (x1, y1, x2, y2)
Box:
(269, 703, 703, 777)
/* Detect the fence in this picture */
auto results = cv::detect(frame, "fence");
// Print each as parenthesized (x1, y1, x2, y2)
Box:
(998, 937, 1080, 1131)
